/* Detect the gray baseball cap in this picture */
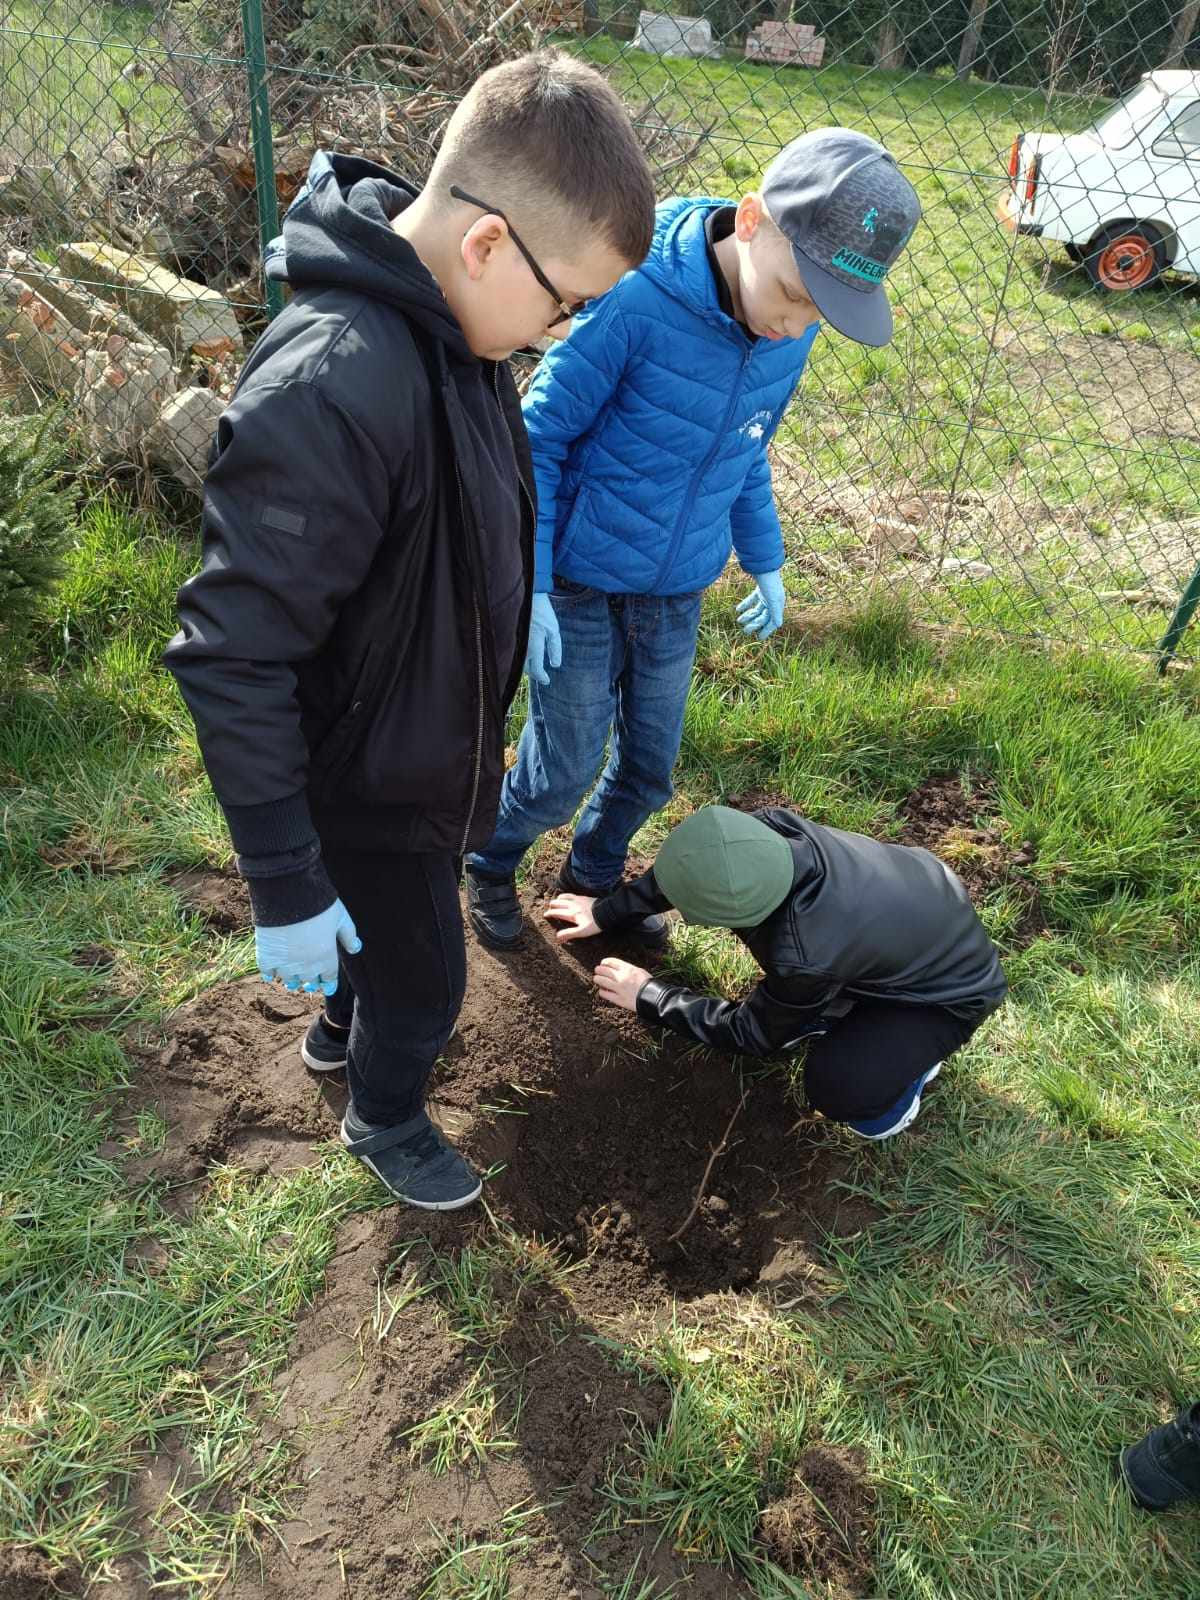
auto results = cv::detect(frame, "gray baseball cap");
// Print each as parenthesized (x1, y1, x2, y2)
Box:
(761, 128, 921, 347)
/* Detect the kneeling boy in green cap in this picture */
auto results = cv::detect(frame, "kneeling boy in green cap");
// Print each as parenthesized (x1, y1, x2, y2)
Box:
(545, 804, 1006, 1138)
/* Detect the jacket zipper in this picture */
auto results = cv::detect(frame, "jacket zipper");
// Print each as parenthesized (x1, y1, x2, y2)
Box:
(458, 365, 535, 852)
(496, 363, 537, 707)
(456, 460, 487, 854)
(651, 339, 754, 591)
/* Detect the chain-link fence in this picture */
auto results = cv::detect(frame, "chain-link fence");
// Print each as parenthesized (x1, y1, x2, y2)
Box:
(4, 0, 1200, 660)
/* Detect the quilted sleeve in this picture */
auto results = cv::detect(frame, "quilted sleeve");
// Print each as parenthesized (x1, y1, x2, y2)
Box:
(729, 444, 785, 576)
(520, 291, 631, 591)
(730, 331, 818, 575)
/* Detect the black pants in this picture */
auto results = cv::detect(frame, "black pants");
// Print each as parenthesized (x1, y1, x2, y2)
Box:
(321, 847, 465, 1126)
(804, 999, 978, 1122)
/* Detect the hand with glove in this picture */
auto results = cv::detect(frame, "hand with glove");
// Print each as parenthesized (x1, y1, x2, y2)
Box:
(255, 898, 362, 996)
(525, 592, 563, 687)
(736, 569, 786, 640)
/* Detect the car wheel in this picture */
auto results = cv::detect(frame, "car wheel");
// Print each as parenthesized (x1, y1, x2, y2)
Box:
(1084, 223, 1166, 291)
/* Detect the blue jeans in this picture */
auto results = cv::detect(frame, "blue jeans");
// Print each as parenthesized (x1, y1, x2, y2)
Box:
(467, 579, 703, 890)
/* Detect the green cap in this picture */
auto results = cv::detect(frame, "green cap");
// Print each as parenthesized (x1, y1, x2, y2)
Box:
(654, 806, 794, 928)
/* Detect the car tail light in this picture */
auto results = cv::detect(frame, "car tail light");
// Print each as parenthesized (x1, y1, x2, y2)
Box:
(1008, 137, 1021, 188)
(1024, 156, 1040, 205)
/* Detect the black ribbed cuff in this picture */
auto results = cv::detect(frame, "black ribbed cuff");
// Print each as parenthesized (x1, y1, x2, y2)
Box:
(223, 790, 318, 857)
(236, 842, 337, 928)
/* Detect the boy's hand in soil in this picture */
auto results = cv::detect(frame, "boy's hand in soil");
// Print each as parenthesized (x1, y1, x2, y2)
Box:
(595, 957, 650, 1010)
(545, 892, 600, 941)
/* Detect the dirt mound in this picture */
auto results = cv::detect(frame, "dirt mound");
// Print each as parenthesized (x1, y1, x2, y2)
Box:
(166, 868, 252, 934)
(896, 774, 1044, 943)
(123, 982, 331, 1190)
(0, 1549, 81, 1600)
(758, 1444, 876, 1595)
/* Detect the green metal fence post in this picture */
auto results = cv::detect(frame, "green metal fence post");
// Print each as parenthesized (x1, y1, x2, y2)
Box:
(1157, 558, 1200, 674)
(240, 0, 284, 321)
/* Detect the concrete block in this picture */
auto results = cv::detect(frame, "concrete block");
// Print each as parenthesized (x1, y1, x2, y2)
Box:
(146, 385, 224, 492)
(80, 338, 176, 458)
(745, 23, 825, 64)
(5, 249, 150, 347)
(634, 10, 722, 57)
(56, 242, 241, 355)
(0, 273, 87, 392)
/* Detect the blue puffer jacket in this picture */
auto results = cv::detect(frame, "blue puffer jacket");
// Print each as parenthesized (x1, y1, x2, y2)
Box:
(522, 198, 819, 595)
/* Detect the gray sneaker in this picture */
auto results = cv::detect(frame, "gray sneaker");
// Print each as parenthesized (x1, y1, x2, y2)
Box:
(340, 1105, 482, 1210)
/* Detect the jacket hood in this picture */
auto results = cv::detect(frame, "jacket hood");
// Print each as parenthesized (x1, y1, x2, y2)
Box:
(265, 150, 470, 355)
(639, 197, 748, 334)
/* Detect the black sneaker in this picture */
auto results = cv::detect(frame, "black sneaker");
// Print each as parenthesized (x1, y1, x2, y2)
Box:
(1120, 1402, 1200, 1511)
(300, 1012, 349, 1073)
(340, 1105, 483, 1210)
(465, 867, 524, 949)
(558, 859, 669, 950)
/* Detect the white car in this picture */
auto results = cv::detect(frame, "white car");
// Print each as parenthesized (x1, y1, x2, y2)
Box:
(1000, 69, 1200, 290)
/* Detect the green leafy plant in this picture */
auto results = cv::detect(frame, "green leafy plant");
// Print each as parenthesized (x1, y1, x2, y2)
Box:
(0, 409, 75, 681)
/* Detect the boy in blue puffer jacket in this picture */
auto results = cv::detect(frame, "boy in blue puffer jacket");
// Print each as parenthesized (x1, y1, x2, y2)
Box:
(465, 129, 921, 948)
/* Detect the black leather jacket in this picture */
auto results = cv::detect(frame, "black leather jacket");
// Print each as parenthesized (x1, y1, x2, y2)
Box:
(594, 807, 1007, 1056)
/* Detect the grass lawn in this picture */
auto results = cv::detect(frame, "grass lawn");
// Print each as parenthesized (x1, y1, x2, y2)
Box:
(2, 495, 1199, 1597)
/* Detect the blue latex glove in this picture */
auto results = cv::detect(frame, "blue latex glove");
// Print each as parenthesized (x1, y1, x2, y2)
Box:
(736, 569, 786, 640)
(255, 898, 362, 997)
(526, 592, 563, 686)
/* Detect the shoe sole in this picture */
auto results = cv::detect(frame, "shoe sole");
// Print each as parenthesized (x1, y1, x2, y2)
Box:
(850, 1062, 942, 1141)
(340, 1129, 483, 1211)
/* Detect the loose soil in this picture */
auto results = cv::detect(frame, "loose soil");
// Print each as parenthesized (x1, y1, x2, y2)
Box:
(45, 780, 1038, 1595)
(758, 1445, 876, 1597)
(893, 773, 1045, 945)
(81, 779, 1041, 1595)
(0, 1550, 82, 1600)
(88, 848, 892, 1599)
(166, 867, 252, 935)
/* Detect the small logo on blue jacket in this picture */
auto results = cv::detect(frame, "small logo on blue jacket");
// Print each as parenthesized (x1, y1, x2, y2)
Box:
(739, 408, 774, 441)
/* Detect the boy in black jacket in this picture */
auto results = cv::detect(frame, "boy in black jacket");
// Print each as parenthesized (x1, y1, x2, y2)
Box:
(165, 53, 655, 1210)
(546, 804, 1006, 1137)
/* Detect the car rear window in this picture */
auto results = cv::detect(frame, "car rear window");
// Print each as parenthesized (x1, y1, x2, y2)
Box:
(1153, 100, 1200, 157)
(1089, 80, 1167, 150)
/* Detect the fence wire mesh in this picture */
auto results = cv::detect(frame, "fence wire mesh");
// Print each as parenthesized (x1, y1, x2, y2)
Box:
(4, 0, 1200, 658)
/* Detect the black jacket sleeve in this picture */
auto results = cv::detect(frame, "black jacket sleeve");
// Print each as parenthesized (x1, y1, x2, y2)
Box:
(164, 379, 392, 878)
(634, 973, 836, 1058)
(593, 869, 672, 931)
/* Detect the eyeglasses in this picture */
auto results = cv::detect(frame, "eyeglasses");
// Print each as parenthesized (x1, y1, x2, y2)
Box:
(450, 184, 587, 329)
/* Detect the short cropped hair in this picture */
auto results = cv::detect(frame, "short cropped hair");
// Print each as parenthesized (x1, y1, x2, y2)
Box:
(430, 51, 655, 267)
